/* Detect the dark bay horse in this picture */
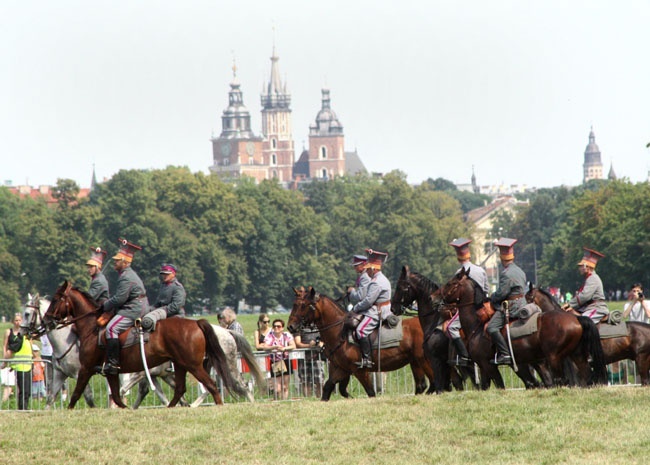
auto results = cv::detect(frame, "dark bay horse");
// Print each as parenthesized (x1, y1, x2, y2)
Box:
(442, 268, 607, 387)
(288, 287, 435, 400)
(527, 285, 650, 385)
(391, 265, 473, 394)
(43, 281, 238, 408)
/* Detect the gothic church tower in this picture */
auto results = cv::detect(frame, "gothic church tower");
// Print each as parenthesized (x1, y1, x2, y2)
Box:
(583, 127, 604, 183)
(307, 89, 345, 179)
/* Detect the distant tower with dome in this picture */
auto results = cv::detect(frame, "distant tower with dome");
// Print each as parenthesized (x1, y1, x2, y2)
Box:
(583, 127, 604, 183)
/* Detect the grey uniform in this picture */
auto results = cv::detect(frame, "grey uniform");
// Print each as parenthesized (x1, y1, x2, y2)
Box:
(350, 271, 371, 305)
(568, 271, 609, 324)
(153, 278, 186, 317)
(102, 266, 149, 339)
(88, 273, 110, 304)
(487, 261, 527, 335)
(447, 261, 489, 339)
(352, 271, 393, 338)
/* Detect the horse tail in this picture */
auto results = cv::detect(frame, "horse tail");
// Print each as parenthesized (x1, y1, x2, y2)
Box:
(577, 316, 607, 385)
(229, 330, 266, 391)
(197, 319, 237, 393)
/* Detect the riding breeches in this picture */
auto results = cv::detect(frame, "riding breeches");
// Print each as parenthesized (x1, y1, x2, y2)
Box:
(107, 314, 134, 339)
(355, 314, 378, 339)
(446, 313, 462, 339)
(486, 310, 505, 335)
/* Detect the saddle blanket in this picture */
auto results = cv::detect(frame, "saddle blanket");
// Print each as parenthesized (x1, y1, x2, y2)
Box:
(509, 311, 540, 339)
(347, 319, 403, 349)
(98, 327, 149, 350)
(598, 321, 628, 339)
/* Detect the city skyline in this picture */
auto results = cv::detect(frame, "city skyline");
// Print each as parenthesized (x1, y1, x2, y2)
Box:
(2, 1, 650, 190)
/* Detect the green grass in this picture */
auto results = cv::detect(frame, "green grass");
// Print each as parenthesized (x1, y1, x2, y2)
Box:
(1, 387, 649, 465)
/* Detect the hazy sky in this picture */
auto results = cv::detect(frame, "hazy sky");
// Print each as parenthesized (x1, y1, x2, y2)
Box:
(2, 1, 649, 190)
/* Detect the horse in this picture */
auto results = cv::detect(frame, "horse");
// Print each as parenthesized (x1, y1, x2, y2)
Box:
(441, 268, 607, 387)
(527, 285, 650, 385)
(288, 287, 436, 401)
(42, 281, 239, 409)
(391, 265, 474, 394)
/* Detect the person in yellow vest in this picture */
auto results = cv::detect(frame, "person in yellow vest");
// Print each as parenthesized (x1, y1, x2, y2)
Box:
(3, 313, 33, 410)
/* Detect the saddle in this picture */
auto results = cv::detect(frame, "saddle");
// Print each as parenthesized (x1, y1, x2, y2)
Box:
(97, 326, 149, 350)
(344, 312, 404, 349)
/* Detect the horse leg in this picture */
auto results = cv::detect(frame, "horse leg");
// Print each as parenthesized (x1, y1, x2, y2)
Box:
(636, 355, 650, 386)
(353, 370, 376, 398)
(185, 365, 224, 406)
(67, 369, 96, 409)
(337, 376, 351, 398)
(169, 367, 190, 407)
(106, 374, 127, 408)
(46, 368, 66, 409)
(151, 377, 170, 407)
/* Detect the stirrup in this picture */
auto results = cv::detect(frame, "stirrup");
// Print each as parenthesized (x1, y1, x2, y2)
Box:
(95, 362, 120, 376)
(448, 356, 472, 367)
(490, 354, 512, 365)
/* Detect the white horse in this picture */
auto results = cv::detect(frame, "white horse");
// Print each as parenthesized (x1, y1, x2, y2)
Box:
(23, 294, 264, 408)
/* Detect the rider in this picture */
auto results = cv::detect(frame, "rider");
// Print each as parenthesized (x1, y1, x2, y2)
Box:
(562, 248, 609, 324)
(98, 238, 149, 375)
(350, 249, 393, 368)
(446, 238, 489, 367)
(141, 263, 186, 331)
(347, 254, 370, 308)
(86, 247, 109, 304)
(486, 238, 527, 365)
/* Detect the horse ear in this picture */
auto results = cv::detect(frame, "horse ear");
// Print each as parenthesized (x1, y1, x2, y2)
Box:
(309, 287, 316, 299)
(401, 265, 409, 277)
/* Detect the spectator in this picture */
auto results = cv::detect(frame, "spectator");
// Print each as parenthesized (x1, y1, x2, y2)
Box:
(294, 322, 324, 398)
(254, 314, 272, 350)
(217, 312, 227, 328)
(262, 319, 296, 400)
(623, 283, 650, 324)
(3, 313, 33, 409)
(31, 344, 46, 400)
(222, 307, 244, 335)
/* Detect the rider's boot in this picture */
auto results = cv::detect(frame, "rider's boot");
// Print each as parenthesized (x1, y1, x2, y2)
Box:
(104, 338, 121, 375)
(489, 331, 512, 365)
(449, 338, 472, 367)
(355, 336, 374, 368)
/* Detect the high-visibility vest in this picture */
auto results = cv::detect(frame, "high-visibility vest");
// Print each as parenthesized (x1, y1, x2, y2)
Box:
(10, 337, 33, 372)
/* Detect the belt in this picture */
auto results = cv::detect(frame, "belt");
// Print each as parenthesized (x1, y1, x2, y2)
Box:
(377, 301, 391, 308)
(507, 294, 524, 301)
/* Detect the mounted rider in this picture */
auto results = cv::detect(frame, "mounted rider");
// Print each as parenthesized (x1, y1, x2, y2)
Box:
(97, 238, 149, 375)
(446, 238, 489, 367)
(141, 263, 186, 331)
(86, 246, 109, 304)
(486, 238, 527, 365)
(350, 249, 393, 368)
(347, 254, 371, 308)
(562, 248, 609, 324)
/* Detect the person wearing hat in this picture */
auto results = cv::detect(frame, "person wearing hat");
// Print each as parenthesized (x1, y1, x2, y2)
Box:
(141, 263, 186, 331)
(446, 238, 489, 367)
(97, 238, 149, 375)
(350, 249, 393, 368)
(347, 254, 371, 307)
(31, 343, 46, 400)
(486, 238, 527, 365)
(86, 247, 109, 304)
(561, 248, 609, 324)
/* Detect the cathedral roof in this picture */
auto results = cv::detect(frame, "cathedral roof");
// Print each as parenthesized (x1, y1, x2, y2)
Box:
(309, 89, 343, 136)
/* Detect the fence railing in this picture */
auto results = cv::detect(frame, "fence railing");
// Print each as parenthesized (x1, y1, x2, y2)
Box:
(0, 354, 641, 411)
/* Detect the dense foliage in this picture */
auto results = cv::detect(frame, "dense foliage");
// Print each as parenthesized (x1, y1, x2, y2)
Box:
(1, 169, 647, 320)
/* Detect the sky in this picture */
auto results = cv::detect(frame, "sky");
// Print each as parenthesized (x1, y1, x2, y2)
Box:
(2, 1, 650, 190)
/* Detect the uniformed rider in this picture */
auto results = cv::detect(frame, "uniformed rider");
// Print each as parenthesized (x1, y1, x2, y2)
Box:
(97, 238, 149, 375)
(86, 247, 109, 304)
(350, 249, 393, 368)
(446, 238, 489, 367)
(141, 263, 186, 331)
(486, 238, 527, 365)
(562, 248, 609, 324)
(347, 254, 371, 308)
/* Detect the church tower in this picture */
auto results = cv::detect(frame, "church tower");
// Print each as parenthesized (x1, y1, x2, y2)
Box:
(307, 89, 345, 179)
(260, 46, 295, 182)
(583, 127, 604, 183)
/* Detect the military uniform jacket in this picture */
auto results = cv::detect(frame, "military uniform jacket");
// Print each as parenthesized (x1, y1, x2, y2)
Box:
(88, 273, 110, 304)
(456, 262, 489, 295)
(153, 278, 186, 317)
(569, 271, 609, 318)
(350, 271, 371, 305)
(490, 262, 527, 315)
(103, 266, 149, 319)
(353, 271, 393, 319)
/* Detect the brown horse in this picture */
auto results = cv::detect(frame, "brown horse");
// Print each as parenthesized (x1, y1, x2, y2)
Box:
(527, 285, 650, 385)
(441, 268, 607, 387)
(391, 265, 474, 394)
(43, 281, 238, 409)
(287, 287, 435, 400)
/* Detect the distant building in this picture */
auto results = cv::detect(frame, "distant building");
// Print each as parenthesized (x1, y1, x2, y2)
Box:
(583, 127, 604, 183)
(7, 184, 90, 206)
(209, 47, 366, 186)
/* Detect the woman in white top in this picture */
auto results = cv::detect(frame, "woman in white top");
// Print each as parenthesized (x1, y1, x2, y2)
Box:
(623, 283, 650, 323)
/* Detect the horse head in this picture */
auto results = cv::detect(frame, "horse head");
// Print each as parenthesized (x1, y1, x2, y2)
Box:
(43, 280, 74, 330)
(21, 292, 50, 338)
(392, 265, 417, 315)
(287, 286, 318, 334)
(441, 267, 471, 305)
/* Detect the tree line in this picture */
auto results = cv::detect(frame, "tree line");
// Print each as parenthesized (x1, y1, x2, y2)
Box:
(0, 167, 647, 320)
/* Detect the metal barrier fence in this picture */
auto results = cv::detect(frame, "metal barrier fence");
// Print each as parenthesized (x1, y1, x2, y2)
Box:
(0, 355, 642, 411)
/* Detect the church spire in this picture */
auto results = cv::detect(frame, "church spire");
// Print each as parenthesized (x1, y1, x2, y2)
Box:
(261, 41, 290, 110)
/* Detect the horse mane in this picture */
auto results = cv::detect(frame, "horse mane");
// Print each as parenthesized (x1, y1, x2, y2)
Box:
(537, 287, 562, 308)
(319, 294, 346, 312)
(71, 286, 100, 307)
(410, 272, 440, 296)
